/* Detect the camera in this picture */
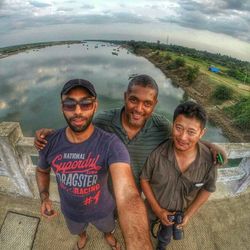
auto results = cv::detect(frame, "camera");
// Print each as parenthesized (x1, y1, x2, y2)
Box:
(168, 211, 184, 240)
(168, 211, 183, 224)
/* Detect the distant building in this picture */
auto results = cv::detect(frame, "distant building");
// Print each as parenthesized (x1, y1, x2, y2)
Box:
(209, 66, 220, 73)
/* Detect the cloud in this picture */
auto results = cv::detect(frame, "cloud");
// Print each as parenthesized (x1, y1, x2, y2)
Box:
(29, 1, 51, 8)
(223, 0, 250, 11)
(158, 0, 250, 42)
(0, 0, 250, 51)
(57, 7, 74, 12)
(81, 4, 95, 10)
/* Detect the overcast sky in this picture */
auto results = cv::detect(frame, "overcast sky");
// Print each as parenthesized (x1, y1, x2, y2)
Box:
(1, 0, 250, 61)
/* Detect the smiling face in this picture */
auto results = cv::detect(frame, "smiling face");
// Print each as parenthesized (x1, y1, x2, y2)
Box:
(172, 114, 206, 152)
(61, 87, 97, 133)
(124, 85, 158, 128)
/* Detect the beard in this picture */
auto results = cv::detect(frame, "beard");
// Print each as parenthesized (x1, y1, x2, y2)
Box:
(63, 113, 94, 133)
(126, 112, 146, 128)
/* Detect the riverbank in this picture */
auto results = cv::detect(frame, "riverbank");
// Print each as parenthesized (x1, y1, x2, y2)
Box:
(0, 40, 81, 58)
(137, 48, 249, 142)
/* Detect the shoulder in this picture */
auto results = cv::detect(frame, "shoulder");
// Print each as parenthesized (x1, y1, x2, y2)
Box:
(94, 127, 119, 141)
(151, 113, 171, 128)
(94, 108, 119, 122)
(150, 139, 171, 158)
(39, 127, 65, 156)
(46, 128, 65, 143)
(199, 142, 214, 166)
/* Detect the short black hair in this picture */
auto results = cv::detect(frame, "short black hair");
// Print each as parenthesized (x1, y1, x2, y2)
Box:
(127, 74, 158, 98)
(173, 101, 207, 129)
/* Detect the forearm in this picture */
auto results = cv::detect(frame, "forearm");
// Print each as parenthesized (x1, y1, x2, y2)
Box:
(35, 167, 50, 201)
(185, 189, 211, 218)
(117, 187, 153, 250)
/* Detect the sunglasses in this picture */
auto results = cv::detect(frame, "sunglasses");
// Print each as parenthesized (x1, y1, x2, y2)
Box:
(62, 98, 95, 111)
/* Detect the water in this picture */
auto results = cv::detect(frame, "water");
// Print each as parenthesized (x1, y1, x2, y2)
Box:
(0, 42, 228, 142)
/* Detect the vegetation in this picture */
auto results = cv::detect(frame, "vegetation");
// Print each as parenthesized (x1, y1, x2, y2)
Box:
(225, 98, 250, 130)
(187, 65, 200, 83)
(212, 85, 233, 101)
(0, 40, 81, 54)
(119, 40, 250, 85)
(166, 57, 185, 69)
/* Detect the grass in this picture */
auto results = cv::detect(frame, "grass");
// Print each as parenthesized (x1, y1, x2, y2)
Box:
(159, 50, 250, 98)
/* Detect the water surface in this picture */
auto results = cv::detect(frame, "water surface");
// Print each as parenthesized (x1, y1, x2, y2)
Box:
(0, 42, 228, 142)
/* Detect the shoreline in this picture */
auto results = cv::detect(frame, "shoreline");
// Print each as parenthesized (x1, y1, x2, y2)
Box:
(138, 50, 248, 142)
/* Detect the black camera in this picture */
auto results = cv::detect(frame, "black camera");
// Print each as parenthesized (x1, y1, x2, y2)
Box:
(168, 211, 183, 224)
(168, 211, 184, 240)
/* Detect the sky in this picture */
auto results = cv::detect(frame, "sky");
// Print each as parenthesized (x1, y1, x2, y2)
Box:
(1, 0, 250, 61)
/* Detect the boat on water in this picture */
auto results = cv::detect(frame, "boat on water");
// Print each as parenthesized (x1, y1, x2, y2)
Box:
(112, 52, 118, 56)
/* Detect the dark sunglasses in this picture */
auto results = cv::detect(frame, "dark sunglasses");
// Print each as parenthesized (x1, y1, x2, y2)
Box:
(62, 99, 95, 111)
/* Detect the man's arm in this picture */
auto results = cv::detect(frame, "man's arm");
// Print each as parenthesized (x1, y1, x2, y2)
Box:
(201, 141, 227, 165)
(36, 167, 57, 219)
(34, 128, 54, 150)
(140, 178, 174, 226)
(110, 163, 153, 250)
(178, 189, 211, 228)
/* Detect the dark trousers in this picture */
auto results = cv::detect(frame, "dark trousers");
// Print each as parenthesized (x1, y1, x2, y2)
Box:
(156, 223, 183, 250)
(156, 224, 173, 250)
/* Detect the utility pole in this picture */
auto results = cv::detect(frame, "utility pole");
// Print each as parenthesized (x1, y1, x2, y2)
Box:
(166, 35, 169, 46)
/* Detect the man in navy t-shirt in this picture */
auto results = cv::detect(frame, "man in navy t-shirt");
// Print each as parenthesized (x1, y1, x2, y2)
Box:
(36, 79, 153, 250)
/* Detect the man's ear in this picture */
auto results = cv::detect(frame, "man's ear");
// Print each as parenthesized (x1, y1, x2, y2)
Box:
(200, 128, 207, 139)
(94, 100, 98, 113)
(154, 98, 158, 106)
(60, 100, 63, 113)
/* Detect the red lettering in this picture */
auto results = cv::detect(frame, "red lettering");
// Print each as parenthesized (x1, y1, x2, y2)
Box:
(72, 184, 100, 195)
(51, 153, 101, 174)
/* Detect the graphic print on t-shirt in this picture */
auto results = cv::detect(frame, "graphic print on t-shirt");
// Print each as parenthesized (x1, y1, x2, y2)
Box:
(51, 152, 102, 206)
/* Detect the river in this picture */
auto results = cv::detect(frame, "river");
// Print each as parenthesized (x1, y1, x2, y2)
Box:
(0, 42, 228, 142)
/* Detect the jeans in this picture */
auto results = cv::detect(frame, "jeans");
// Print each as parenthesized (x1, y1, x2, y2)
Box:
(156, 224, 184, 250)
(156, 224, 172, 250)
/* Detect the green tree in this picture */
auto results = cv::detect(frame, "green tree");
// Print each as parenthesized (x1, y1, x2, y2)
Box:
(175, 57, 185, 68)
(212, 85, 233, 100)
(187, 65, 200, 83)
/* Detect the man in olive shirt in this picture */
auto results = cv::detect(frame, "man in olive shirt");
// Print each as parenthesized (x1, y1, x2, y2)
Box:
(141, 101, 217, 250)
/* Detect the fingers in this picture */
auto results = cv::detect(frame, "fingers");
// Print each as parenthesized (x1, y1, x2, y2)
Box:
(160, 211, 175, 226)
(34, 139, 47, 150)
(34, 128, 49, 150)
(41, 201, 58, 219)
(44, 209, 58, 219)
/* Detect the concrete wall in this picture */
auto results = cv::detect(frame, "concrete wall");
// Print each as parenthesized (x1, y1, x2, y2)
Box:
(0, 122, 250, 202)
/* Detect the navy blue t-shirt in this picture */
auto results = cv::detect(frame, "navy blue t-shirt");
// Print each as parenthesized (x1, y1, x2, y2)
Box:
(38, 126, 130, 222)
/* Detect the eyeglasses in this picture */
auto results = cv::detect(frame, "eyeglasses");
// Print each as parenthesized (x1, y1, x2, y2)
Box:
(62, 98, 95, 111)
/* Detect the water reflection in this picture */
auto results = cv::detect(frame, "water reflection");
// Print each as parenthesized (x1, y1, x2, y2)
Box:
(0, 42, 228, 142)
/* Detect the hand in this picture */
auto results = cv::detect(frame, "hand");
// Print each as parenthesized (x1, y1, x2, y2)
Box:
(41, 198, 58, 219)
(177, 214, 190, 228)
(208, 143, 228, 166)
(34, 128, 54, 150)
(156, 208, 175, 226)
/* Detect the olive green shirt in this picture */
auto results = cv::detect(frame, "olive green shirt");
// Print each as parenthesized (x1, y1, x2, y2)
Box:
(140, 139, 217, 219)
(93, 108, 171, 186)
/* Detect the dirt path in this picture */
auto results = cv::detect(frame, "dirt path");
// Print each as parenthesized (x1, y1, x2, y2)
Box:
(138, 50, 249, 142)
